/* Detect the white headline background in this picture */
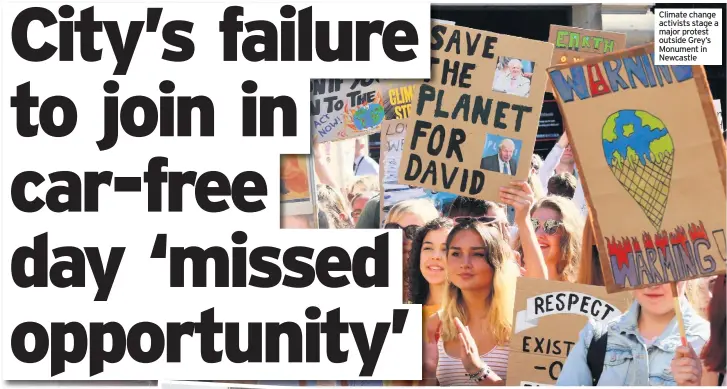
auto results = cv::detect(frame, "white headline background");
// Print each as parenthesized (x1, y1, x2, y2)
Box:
(1, 1, 428, 381)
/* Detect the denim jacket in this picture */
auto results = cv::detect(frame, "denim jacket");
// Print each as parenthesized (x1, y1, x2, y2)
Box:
(556, 298, 710, 386)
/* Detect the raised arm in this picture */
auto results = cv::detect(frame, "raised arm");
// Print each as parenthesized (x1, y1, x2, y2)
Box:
(500, 181, 548, 280)
(539, 133, 568, 188)
(312, 142, 338, 188)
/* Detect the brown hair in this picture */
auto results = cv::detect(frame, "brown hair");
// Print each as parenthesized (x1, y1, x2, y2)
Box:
(701, 275, 726, 374)
(547, 172, 577, 199)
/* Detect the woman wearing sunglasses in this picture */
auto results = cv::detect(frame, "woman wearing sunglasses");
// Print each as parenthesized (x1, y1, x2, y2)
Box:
(425, 219, 519, 386)
(502, 182, 583, 282)
(384, 199, 440, 301)
(498, 181, 549, 280)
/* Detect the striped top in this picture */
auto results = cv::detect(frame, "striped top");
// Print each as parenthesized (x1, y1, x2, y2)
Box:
(436, 338, 509, 386)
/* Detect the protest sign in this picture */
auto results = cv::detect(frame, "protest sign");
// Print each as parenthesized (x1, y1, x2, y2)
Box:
(379, 120, 455, 225)
(383, 81, 420, 121)
(548, 43, 727, 292)
(546, 25, 626, 93)
(507, 278, 630, 386)
(398, 23, 553, 201)
(312, 79, 386, 143)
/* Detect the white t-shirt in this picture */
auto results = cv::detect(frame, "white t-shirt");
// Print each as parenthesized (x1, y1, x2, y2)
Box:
(353, 155, 379, 176)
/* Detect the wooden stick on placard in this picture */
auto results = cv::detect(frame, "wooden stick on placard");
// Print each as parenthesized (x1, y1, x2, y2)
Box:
(670, 283, 688, 347)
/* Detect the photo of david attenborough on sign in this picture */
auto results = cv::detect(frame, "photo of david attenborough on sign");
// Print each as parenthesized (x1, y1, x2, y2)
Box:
(492, 57, 534, 98)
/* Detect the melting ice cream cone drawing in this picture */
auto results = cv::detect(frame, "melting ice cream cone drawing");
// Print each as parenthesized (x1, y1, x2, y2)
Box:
(602, 110, 674, 230)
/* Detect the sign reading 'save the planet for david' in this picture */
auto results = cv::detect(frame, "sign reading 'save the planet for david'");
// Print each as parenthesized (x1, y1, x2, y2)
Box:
(547, 43, 727, 293)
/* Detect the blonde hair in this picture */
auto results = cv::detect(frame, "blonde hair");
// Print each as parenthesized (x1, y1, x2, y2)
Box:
(440, 222, 518, 346)
(515, 196, 584, 282)
(385, 198, 440, 225)
(528, 172, 546, 201)
(317, 184, 354, 229)
(347, 174, 379, 200)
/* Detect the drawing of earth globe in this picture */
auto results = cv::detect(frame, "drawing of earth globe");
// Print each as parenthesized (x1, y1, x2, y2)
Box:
(353, 104, 385, 130)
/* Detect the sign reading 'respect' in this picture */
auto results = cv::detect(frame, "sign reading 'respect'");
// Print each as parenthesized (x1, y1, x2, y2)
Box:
(507, 278, 631, 386)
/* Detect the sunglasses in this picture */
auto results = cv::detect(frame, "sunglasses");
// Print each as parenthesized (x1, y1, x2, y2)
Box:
(453, 216, 500, 224)
(531, 218, 563, 235)
(384, 223, 420, 240)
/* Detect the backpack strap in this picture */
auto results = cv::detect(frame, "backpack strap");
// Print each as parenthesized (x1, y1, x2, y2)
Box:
(718, 372, 724, 386)
(586, 331, 608, 386)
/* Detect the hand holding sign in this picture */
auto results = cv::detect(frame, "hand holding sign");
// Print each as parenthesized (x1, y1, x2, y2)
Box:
(454, 317, 486, 375)
(499, 180, 535, 222)
(671, 344, 703, 386)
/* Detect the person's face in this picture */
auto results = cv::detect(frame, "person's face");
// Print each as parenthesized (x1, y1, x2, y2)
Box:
(561, 145, 575, 164)
(420, 228, 450, 286)
(447, 229, 494, 291)
(531, 207, 564, 265)
(509, 62, 522, 77)
(351, 196, 370, 224)
(634, 282, 685, 316)
(499, 144, 514, 162)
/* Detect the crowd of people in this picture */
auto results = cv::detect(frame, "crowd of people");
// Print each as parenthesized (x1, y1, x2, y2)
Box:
(282, 132, 725, 387)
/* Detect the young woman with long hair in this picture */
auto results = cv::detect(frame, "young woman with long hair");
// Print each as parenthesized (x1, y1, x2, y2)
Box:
(388, 218, 455, 388)
(408, 218, 456, 339)
(422, 219, 520, 386)
(506, 192, 584, 282)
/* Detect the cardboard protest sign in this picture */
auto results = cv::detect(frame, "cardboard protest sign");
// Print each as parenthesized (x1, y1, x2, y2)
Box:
(548, 43, 727, 292)
(281, 155, 316, 218)
(398, 23, 553, 201)
(507, 278, 630, 386)
(382, 81, 420, 121)
(311, 79, 385, 143)
(379, 120, 455, 225)
(546, 25, 626, 93)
